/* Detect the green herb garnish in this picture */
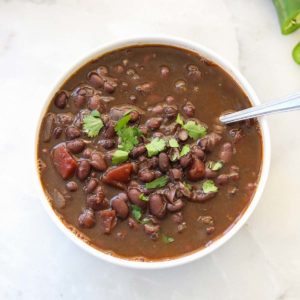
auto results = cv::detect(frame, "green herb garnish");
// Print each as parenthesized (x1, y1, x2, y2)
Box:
(162, 234, 175, 244)
(83, 110, 104, 137)
(115, 114, 131, 133)
(118, 126, 142, 152)
(145, 138, 166, 157)
(202, 180, 218, 194)
(145, 176, 168, 189)
(183, 121, 207, 140)
(179, 144, 190, 157)
(139, 193, 149, 202)
(176, 113, 184, 126)
(207, 161, 223, 171)
(131, 205, 142, 221)
(169, 138, 179, 148)
(112, 149, 129, 165)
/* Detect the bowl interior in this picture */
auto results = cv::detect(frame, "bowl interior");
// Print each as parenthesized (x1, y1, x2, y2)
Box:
(35, 36, 271, 269)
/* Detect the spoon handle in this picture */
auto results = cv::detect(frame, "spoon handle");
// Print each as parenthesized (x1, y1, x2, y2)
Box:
(219, 93, 300, 124)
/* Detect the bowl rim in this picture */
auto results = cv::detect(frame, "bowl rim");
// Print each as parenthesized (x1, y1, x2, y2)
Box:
(34, 35, 271, 270)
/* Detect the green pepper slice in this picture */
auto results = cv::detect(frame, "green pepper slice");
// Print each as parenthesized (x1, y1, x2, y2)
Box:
(273, 0, 300, 35)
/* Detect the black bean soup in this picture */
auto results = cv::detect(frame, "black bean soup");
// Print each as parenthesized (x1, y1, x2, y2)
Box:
(37, 45, 262, 261)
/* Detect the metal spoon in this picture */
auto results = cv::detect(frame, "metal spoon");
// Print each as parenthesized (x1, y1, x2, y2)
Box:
(219, 93, 300, 124)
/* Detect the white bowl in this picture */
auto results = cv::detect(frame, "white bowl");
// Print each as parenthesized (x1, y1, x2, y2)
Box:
(35, 36, 271, 269)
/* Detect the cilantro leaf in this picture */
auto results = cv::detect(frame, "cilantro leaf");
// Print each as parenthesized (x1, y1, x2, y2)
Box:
(169, 138, 179, 148)
(180, 144, 190, 157)
(115, 114, 131, 133)
(176, 113, 184, 126)
(139, 193, 149, 202)
(202, 180, 218, 194)
(112, 150, 129, 165)
(207, 161, 223, 171)
(118, 126, 142, 152)
(183, 121, 207, 140)
(162, 234, 175, 244)
(131, 205, 142, 221)
(145, 176, 168, 189)
(145, 138, 166, 157)
(83, 110, 104, 137)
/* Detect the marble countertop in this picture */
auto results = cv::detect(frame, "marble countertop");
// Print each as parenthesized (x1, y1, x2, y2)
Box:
(1, 0, 300, 299)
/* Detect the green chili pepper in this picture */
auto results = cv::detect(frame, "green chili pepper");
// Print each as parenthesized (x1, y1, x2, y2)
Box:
(292, 42, 300, 63)
(273, 0, 300, 35)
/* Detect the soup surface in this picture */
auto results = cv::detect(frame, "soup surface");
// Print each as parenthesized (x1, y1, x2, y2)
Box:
(37, 45, 262, 261)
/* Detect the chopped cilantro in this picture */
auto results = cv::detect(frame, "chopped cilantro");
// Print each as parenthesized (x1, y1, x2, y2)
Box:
(114, 114, 131, 133)
(83, 110, 104, 137)
(169, 138, 179, 148)
(131, 205, 142, 221)
(117, 126, 142, 152)
(176, 113, 184, 126)
(145, 138, 166, 157)
(180, 144, 190, 157)
(162, 234, 175, 244)
(202, 180, 218, 194)
(183, 121, 207, 140)
(139, 193, 149, 202)
(207, 161, 223, 171)
(145, 176, 168, 189)
(112, 150, 128, 165)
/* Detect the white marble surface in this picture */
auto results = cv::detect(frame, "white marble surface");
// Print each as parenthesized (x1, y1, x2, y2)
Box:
(1, 0, 300, 299)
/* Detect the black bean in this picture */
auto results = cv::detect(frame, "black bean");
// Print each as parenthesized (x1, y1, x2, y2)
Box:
(77, 160, 91, 181)
(65, 126, 81, 140)
(180, 153, 193, 168)
(86, 187, 108, 210)
(66, 181, 78, 192)
(54, 91, 68, 109)
(205, 167, 218, 179)
(104, 81, 115, 94)
(169, 168, 183, 181)
(183, 101, 195, 117)
(90, 152, 107, 171)
(78, 209, 95, 228)
(131, 145, 146, 158)
(98, 139, 115, 149)
(198, 132, 222, 152)
(164, 105, 178, 119)
(158, 152, 170, 172)
(219, 143, 233, 163)
(192, 145, 205, 159)
(127, 188, 147, 208)
(111, 193, 129, 219)
(174, 80, 187, 93)
(216, 174, 229, 185)
(66, 139, 85, 154)
(88, 72, 104, 88)
(138, 169, 155, 183)
(167, 199, 184, 212)
(151, 104, 164, 115)
(149, 194, 166, 218)
(82, 148, 92, 158)
(53, 127, 63, 139)
(85, 178, 98, 193)
(88, 95, 106, 112)
(146, 117, 162, 130)
(178, 129, 188, 141)
(102, 121, 116, 138)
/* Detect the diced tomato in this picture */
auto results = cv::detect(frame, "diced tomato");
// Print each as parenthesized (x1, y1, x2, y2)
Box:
(103, 163, 133, 184)
(188, 158, 205, 181)
(52, 144, 77, 179)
